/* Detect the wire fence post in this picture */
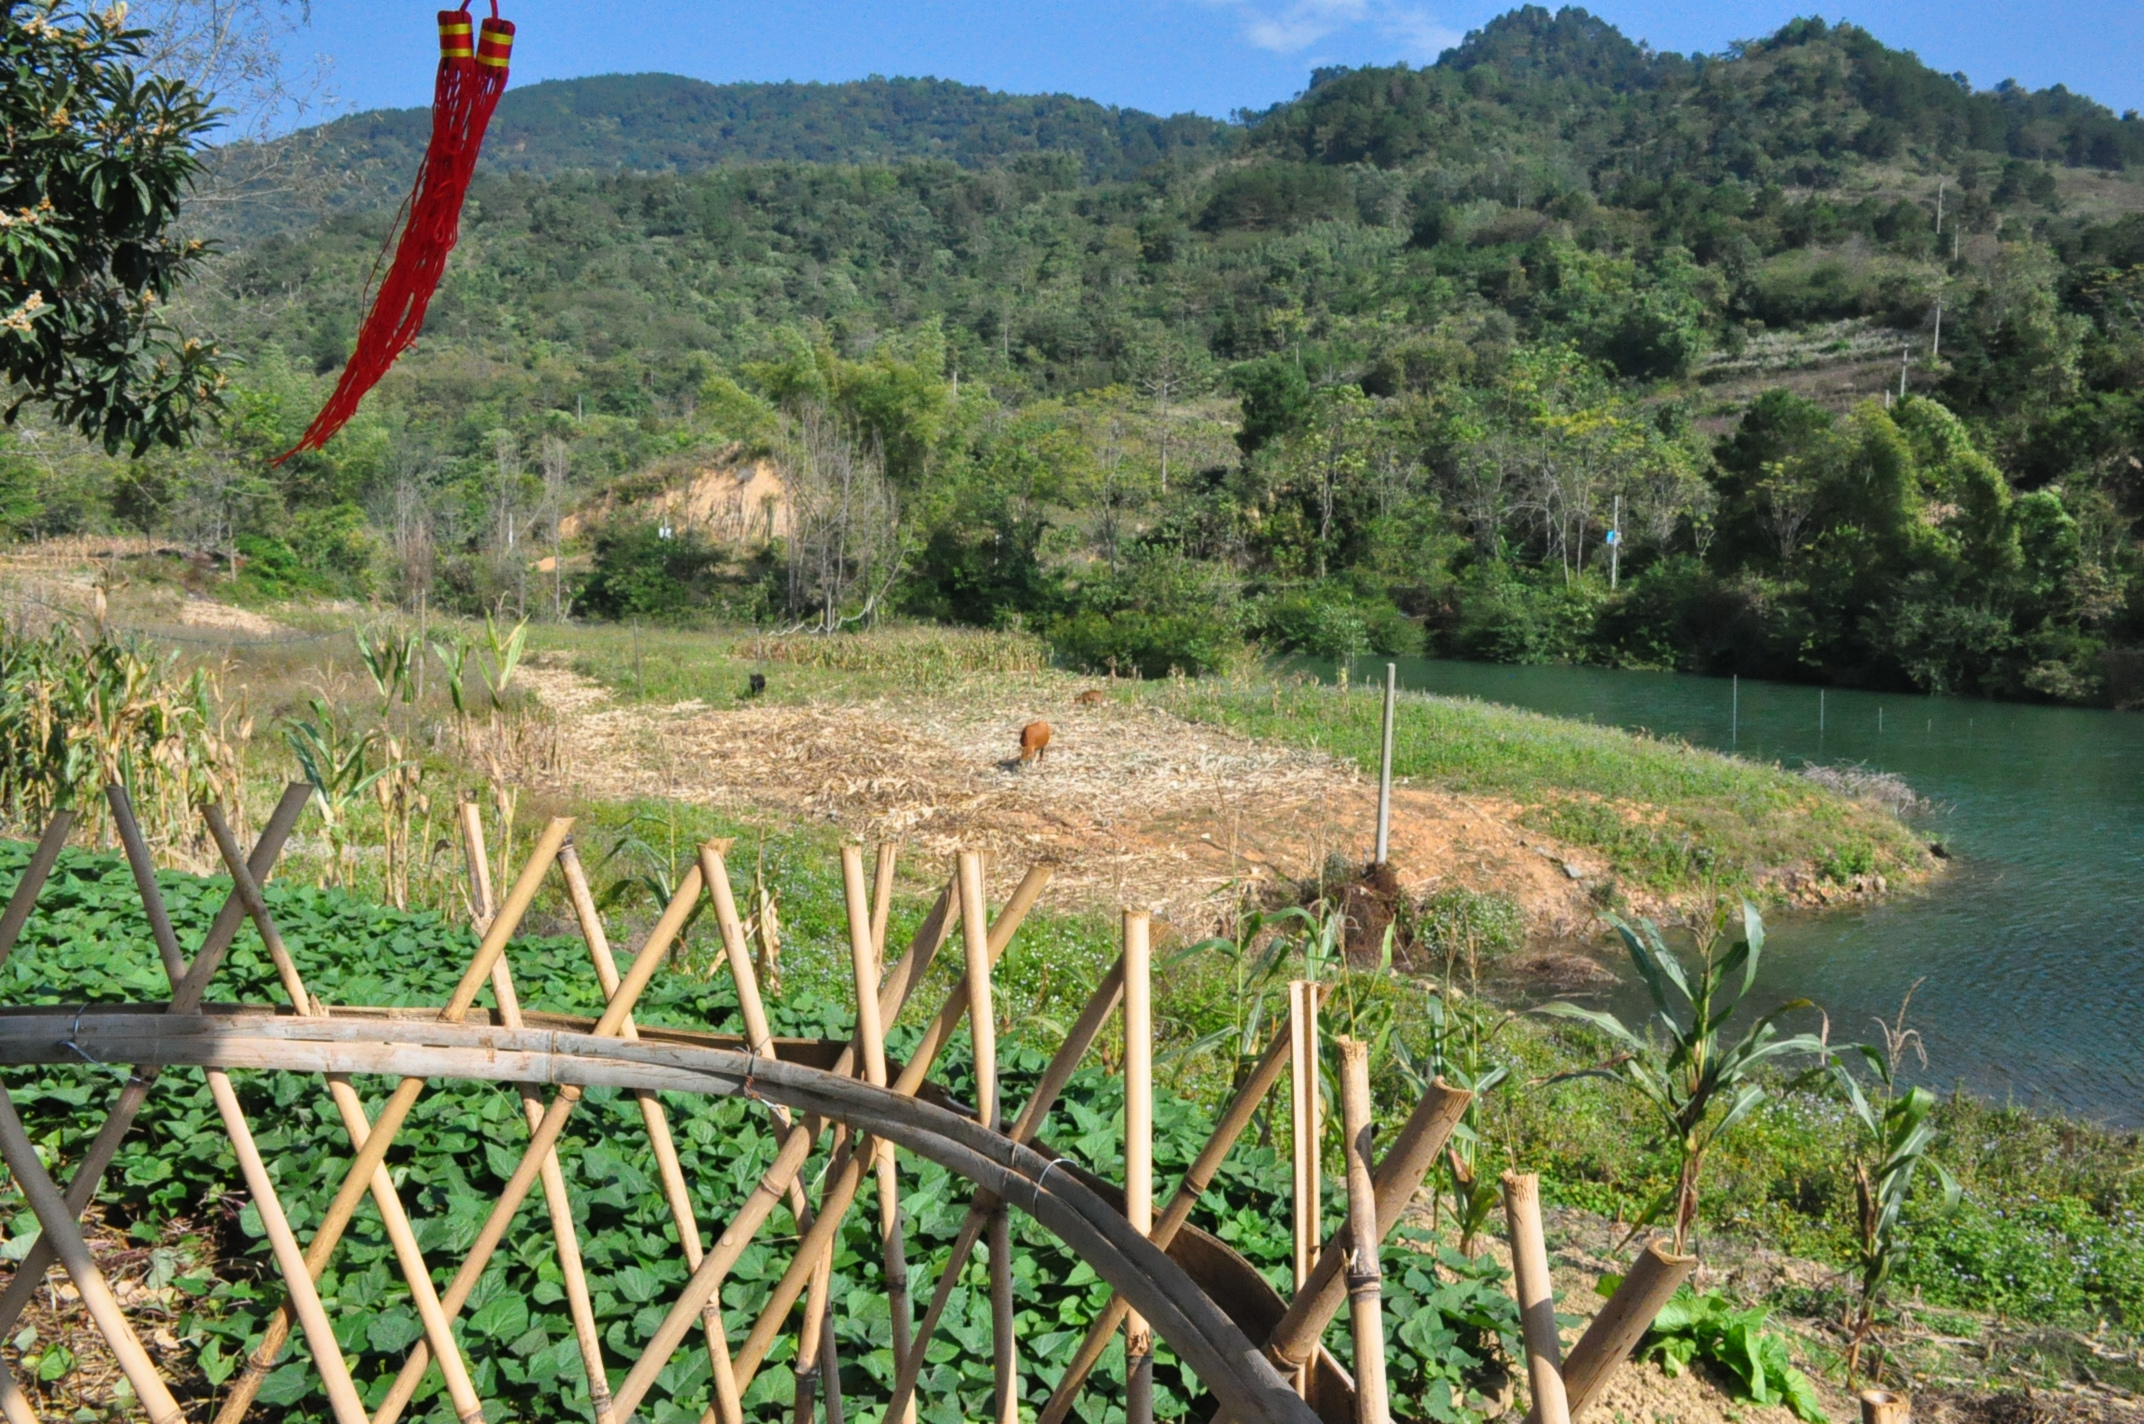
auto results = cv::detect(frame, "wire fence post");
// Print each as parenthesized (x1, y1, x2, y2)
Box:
(1374, 663, 1396, 866)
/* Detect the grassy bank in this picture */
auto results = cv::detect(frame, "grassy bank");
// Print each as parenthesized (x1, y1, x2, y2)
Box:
(1143, 675, 1933, 901)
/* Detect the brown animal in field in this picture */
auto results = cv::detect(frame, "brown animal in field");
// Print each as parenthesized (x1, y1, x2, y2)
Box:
(1074, 689, 1106, 706)
(1019, 720, 1052, 767)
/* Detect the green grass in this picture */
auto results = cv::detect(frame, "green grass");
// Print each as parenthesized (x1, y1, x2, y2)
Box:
(1141, 676, 1931, 900)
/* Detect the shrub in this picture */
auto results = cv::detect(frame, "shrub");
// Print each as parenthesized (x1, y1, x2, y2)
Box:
(1254, 582, 1423, 660)
(1411, 888, 1525, 966)
(1047, 553, 1245, 678)
(576, 522, 732, 623)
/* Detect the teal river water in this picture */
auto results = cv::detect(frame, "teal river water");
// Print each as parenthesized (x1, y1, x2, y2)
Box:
(1326, 656, 2144, 1127)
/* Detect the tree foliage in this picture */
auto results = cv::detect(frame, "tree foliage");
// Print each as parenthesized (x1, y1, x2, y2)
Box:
(0, 0, 224, 452)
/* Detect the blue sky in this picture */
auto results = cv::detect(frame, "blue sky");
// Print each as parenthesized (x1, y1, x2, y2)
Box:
(280, 0, 2144, 128)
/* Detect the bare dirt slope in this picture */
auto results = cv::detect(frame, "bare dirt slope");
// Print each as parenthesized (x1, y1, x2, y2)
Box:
(519, 664, 1611, 936)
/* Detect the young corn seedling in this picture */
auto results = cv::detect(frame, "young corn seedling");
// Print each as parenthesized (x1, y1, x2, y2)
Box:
(1539, 901, 1824, 1252)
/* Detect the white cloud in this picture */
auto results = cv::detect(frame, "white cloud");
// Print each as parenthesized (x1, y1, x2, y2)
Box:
(1192, 0, 1458, 62)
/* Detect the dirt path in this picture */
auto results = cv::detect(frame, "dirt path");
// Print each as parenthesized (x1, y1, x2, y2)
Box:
(519, 664, 1610, 936)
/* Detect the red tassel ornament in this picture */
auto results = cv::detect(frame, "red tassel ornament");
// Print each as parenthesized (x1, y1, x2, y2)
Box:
(278, 3, 514, 460)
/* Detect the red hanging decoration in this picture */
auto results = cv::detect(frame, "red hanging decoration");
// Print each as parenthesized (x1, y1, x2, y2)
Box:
(276, 4, 514, 461)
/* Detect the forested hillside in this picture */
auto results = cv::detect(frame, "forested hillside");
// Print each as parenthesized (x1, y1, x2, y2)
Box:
(13, 6, 2144, 705)
(208, 72, 1236, 230)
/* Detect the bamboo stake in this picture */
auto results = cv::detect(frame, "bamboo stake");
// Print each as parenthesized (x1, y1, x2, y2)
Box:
(217, 815, 576, 1424)
(847, 843, 917, 1424)
(1502, 1173, 1570, 1424)
(962, 854, 1013, 1424)
(887, 954, 1129, 1419)
(200, 806, 488, 1424)
(660, 879, 981, 1423)
(203, 1070, 372, 1424)
(0, 809, 72, 966)
(1123, 909, 1155, 1424)
(1036, 1016, 1298, 1424)
(1337, 1037, 1389, 1424)
(1861, 1391, 1910, 1424)
(1530, 1240, 1694, 1424)
(0, 784, 309, 1424)
(461, 805, 614, 1423)
(370, 860, 701, 1424)
(656, 869, 1045, 1424)
(0, 1087, 184, 1424)
(718, 864, 1051, 1402)
(1207, 1077, 1472, 1424)
(1287, 977, 1320, 1395)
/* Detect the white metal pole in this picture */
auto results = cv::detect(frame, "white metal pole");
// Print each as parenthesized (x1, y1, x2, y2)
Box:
(1375, 664, 1396, 866)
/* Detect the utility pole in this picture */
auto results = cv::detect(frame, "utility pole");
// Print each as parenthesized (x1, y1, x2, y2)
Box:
(1934, 177, 1945, 236)
(1608, 494, 1621, 589)
(1374, 664, 1396, 867)
(1932, 301, 1943, 361)
(1899, 346, 1911, 402)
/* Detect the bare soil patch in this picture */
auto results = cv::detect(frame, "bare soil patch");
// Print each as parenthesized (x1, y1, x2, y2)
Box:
(518, 665, 1613, 936)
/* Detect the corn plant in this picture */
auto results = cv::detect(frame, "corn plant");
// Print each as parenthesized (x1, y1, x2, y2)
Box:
(1539, 902, 1823, 1252)
(1404, 992, 1512, 1254)
(479, 613, 529, 711)
(431, 636, 472, 723)
(1828, 984, 1959, 1384)
(1180, 902, 1313, 1094)
(284, 698, 383, 888)
(597, 806, 708, 960)
(355, 624, 421, 712)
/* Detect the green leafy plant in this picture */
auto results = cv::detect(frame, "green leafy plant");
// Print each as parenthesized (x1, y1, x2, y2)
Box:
(355, 625, 421, 711)
(1638, 1287, 1828, 1422)
(430, 635, 473, 723)
(1407, 993, 1512, 1255)
(283, 698, 382, 887)
(1539, 902, 1823, 1251)
(478, 613, 529, 711)
(1829, 983, 1960, 1384)
(0, 1, 224, 453)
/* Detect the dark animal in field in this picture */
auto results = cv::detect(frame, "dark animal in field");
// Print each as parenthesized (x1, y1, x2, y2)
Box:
(746, 673, 767, 698)
(1019, 720, 1052, 767)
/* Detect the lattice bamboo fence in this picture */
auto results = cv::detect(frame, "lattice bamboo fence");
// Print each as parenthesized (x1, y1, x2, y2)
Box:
(0, 783, 1691, 1424)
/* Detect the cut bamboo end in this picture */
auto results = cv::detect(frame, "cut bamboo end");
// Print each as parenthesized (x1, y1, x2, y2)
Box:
(1547, 1238, 1697, 1423)
(1503, 1171, 1570, 1424)
(1861, 1391, 1910, 1424)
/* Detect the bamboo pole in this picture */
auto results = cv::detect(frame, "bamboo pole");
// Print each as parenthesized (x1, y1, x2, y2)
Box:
(216, 814, 576, 1424)
(0, 784, 309, 1424)
(1502, 1173, 1570, 1424)
(668, 877, 968, 1424)
(1860, 1391, 1910, 1424)
(1207, 1077, 1472, 1424)
(846, 843, 917, 1424)
(1337, 1037, 1389, 1424)
(959, 853, 1019, 1424)
(720, 863, 1050, 1401)
(460, 805, 615, 1423)
(1035, 1015, 1298, 1424)
(1532, 1240, 1695, 1424)
(203, 1069, 372, 1424)
(0, 1087, 184, 1424)
(369, 860, 701, 1424)
(1123, 909, 1155, 1424)
(0, 809, 72, 966)
(573, 842, 746, 1424)
(887, 954, 1128, 1419)
(662, 868, 1047, 1424)
(1287, 978, 1320, 1396)
(200, 806, 489, 1424)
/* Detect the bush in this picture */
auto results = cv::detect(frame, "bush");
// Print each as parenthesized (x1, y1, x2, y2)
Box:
(1411, 887, 1525, 966)
(1437, 563, 1605, 663)
(1047, 553, 1245, 678)
(575, 522, 733, 623)
(1254, 582, 1424, 660)
(1197, 161, 1352, 233)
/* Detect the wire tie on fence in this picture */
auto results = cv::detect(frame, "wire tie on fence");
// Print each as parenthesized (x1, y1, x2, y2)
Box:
(62, 1004, 102, 1065)
(1027, 1153, 1064, 1219)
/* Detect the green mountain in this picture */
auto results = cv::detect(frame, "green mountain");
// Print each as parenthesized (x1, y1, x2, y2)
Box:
(22, 8, 2144, 707)
(215, 72, 1235, 228)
